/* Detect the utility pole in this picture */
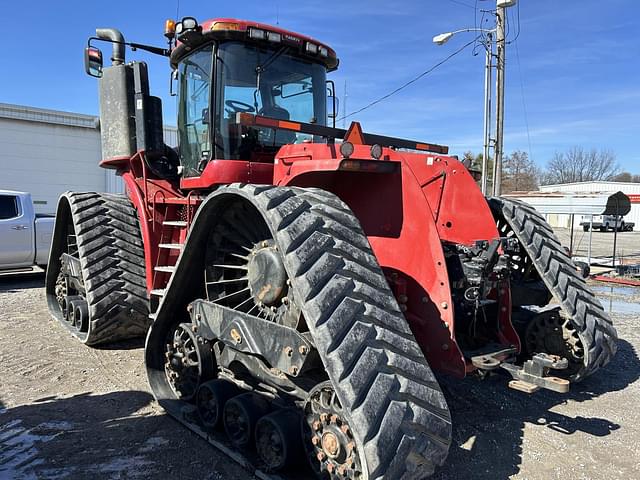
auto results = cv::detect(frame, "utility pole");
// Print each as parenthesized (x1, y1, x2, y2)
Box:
(481, 32, 493, 195)
(492, 0, 514, 196)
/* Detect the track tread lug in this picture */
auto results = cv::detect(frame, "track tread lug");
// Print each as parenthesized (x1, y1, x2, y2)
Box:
(46, 191, 149, 345)
(488, 196, 618, 381)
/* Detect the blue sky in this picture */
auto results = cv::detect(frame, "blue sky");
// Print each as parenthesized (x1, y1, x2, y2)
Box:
(2, 0, 638, 171)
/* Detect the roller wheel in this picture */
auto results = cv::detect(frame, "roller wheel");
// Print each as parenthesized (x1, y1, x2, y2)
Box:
(223, 392, 271, 447)
(196, 379, 239, 430)
(255, 409, 303, 472)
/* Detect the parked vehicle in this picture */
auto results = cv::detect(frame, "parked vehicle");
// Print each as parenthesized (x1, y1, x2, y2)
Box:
(0, 190, 54, 271)
(581, 214, 634, 232)
(45, 19, 618, 479)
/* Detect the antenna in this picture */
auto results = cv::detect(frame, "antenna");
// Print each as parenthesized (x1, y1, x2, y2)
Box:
(342, 80, 348, 129)
(276, 2, 280, 25)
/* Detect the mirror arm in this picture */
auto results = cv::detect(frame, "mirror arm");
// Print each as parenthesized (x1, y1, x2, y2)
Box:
(87, 37, 171, 59)
(326, 79, 337, 128)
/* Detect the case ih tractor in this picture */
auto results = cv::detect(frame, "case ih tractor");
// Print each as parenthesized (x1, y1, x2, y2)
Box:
(46, 17, 617, 479)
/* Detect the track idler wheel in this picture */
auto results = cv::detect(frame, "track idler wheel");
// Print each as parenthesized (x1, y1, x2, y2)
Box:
(196, 379, 239, 430)
(255, 409, 303, 472)
(525, 308, 584, 378)
(164, 323, 214, 401)
(303, 382, 363, 479)
(223, 392, 271, 447)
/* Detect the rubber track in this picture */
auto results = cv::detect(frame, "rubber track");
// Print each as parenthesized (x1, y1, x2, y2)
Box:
(49, 192, 149, 345)
(488, 196, 618, 381)
(196, 185, 452, 479)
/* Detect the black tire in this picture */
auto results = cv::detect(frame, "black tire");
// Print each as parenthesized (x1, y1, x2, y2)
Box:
(147, 184, 452, 479)
(46, 192, 150, 345)
(488, 196, 617, 381)
(582, 225, 589, 232)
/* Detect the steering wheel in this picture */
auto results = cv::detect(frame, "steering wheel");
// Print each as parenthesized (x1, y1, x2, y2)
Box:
(225, 100, 255, 114)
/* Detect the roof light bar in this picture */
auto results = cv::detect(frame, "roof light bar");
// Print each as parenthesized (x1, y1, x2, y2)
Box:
(267, 31, 282, 43)
(211, 21, 241, 31)
(305, 42, 319, 54)
(248, 27, 266, 40)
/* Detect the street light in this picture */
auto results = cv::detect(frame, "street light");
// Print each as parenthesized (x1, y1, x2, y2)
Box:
(433, 27, 495, 195)
(432, 28, 492, 46)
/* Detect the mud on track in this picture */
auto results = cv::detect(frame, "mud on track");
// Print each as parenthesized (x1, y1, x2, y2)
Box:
(1, 273, 639, 479)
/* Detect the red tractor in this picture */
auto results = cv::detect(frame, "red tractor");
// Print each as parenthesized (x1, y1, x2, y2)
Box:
(46, 17, 617, 479)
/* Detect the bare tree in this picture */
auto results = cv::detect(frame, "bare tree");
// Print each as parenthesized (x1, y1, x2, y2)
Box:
(611, 172, 640, 183)
(542, 147, 620, 185)
(501, 150, 539, 193)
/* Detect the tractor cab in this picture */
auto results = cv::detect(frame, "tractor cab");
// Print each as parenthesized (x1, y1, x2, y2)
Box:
(84, 18, 338, 186)
(169, 18, 338, 177)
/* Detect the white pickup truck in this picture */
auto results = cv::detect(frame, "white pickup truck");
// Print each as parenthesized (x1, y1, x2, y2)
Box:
(580, 214, 635, 232)
(0, 190, 54, 271)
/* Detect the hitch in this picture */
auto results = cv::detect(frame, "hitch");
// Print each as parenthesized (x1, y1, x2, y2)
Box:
(501, 353, 570, 394)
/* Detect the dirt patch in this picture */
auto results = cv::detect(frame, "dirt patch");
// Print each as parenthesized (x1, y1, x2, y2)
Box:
(1, 273, 639, 479)
(0, 273, 251, 480)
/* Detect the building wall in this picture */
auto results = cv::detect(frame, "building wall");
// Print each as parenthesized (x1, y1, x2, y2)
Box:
(0, 117, 103, 214)
(0, 103, 178, 214)
(538, 181, 640, 228)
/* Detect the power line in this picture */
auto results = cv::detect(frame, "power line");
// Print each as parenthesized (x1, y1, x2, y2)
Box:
(514, 39, 533, 163)
(338, 37, 478, 121)
(446, 0, 477, 9)
(506, 1, 521, 44)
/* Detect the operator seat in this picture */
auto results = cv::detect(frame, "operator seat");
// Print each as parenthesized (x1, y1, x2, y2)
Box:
(259, 105, 297, 145)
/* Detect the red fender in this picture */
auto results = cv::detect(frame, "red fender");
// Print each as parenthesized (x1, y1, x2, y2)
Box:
(275, 143, 519, 377)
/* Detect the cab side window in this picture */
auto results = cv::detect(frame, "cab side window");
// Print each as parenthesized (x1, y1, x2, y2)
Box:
(178, 46, 213, 177)
(0, 195, 19, 220)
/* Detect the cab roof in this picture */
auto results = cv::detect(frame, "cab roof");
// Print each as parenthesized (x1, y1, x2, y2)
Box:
(170, 17, 339, 71)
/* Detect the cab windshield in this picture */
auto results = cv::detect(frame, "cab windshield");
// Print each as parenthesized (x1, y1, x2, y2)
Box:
(214, 41, 327, 161)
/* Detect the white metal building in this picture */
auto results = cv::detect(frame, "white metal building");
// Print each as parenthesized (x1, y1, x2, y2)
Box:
(0, 103, 177, 214)
(538, 181, 640, 228)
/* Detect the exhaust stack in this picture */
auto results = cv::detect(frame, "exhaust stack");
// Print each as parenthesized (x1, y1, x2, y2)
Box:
(96, 27, 135, 162)
(96, 28, 126, 65)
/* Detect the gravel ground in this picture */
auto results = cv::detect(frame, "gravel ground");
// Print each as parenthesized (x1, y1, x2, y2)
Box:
(1, 273, 639, 480)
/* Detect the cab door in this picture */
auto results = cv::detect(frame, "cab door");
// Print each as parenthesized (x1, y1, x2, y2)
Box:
(0, 194, 33, 268)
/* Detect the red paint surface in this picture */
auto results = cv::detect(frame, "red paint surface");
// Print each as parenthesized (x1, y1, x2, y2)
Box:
(111, 135, 516, 377)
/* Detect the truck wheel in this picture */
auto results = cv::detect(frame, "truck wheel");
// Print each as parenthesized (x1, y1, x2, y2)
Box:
(146, 184, 452, 479)
(45, 192, 149, 345)
(582, 225, 589, 232)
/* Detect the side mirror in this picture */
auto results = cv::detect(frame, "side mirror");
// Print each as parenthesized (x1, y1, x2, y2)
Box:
(84, 47, 103, 78)
(170, 69, 178, 97)
(327, 95, 339, 128)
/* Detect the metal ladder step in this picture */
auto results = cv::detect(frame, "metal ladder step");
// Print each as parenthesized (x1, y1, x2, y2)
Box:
(163, 220, 188, 227)
(154, 266, 175, 273)
(150, 289, 166, 297)
(158, 243, 183, 250)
